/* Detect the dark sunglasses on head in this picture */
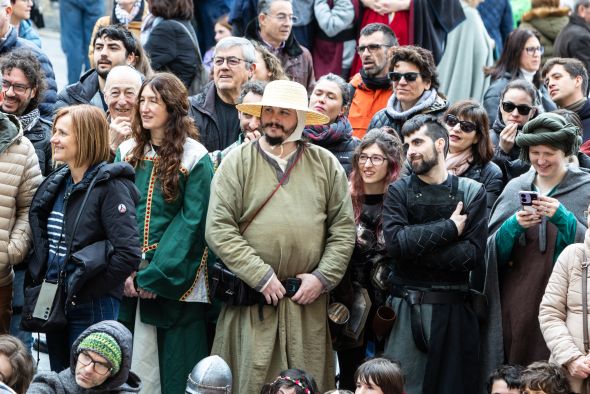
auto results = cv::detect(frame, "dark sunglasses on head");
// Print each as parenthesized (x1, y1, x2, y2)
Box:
(444, 114, 478, 133)
(388, 72, 420, 82)
(501, 101, 534, 115)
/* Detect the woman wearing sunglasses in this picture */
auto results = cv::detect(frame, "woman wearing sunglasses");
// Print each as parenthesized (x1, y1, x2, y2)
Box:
(368, 46, 448, 138)
(487, 112, 590, 366)
(443, 100, 503, 212)
(483, 29, 555, 125)
(491, 79, 538, 183)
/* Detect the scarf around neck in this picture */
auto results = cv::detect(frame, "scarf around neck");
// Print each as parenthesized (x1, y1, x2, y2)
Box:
(303, 115, 352, 146)
(446, 149, 473, 176)
(360, 68, 392, 91)
(565, 97, 587, 113)
(114, 0, 141, 25)
(386, 88, 438, 120)
(18, 108, 39, 132)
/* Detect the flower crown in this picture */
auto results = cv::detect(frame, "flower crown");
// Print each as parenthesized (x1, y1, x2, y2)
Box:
(273, 375, 311, 394)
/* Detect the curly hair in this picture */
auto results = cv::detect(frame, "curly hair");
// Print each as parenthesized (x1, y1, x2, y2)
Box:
(0, 48, 46, 113)
(391, 45, 439, 90)
(252, 41, 289, 81)
(0, 335, 35, 394)
(129, 73, 199, 202)
(520, 362, 571, 394)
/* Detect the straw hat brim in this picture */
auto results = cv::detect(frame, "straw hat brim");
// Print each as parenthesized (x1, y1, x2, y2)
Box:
(236, 101, 330, 126)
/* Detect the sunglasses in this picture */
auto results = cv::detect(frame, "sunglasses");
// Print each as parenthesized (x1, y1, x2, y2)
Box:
(501, 101, 534, 116)
(444, 114, 478, 133)
(388, 72, 420, 82)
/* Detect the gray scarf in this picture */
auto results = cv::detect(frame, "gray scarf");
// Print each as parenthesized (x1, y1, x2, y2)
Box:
(385, 88, 438, 121)
(18, 108, 39, 132)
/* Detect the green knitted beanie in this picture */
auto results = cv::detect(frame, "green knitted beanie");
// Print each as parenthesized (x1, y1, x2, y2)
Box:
(77, 332, 122, 374)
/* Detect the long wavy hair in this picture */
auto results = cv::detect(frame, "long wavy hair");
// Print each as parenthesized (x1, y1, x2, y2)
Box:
(349, 128, 404, 223)
(128, 73, 199, 202)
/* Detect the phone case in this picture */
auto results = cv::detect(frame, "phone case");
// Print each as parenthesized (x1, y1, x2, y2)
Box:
(32, 281, 59, 320)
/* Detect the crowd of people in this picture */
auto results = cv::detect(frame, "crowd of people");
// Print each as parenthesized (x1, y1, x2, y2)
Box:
(0, 0, 590, 393)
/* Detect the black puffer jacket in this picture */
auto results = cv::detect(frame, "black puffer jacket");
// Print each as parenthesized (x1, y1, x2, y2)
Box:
(325, 137, 360, 176)
(54, 69, 102, 113)
(24, 117, 52, 176)
(368, 94, 448, 138)
(28, 320, 142, 393)
(462, 160, 503, 214)
(27, 162, 141, 303)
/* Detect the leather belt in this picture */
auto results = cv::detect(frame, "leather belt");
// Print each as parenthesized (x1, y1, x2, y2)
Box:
(390, 285, 470, 353)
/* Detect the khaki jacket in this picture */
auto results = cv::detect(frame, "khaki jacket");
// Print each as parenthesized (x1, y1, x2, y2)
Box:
(540, 231, 590, 393)
(0, 113, 42, 287)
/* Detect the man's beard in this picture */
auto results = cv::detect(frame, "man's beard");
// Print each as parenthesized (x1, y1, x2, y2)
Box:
(262, 122, 294, 146)
(410, 146, 439, 175)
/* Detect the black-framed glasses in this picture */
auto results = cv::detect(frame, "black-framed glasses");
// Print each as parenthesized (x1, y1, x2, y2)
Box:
(358, 153, 387, 166)
(388, 72, 420, 82)
(264, 12, 299, 23)
(1, 80, 30, 95)
(213, 56, 249, 67)
(501, 101, 534, 116)
(524, 46, 544, 55)
(77, 351, 112, 375)
(444, 114, 478, 133)
(356, 44, 392, 54)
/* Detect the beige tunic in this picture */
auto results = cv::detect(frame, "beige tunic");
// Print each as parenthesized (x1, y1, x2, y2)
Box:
(205, 142, 355, 393)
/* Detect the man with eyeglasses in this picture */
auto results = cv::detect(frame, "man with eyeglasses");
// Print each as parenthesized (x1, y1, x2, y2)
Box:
(542, 57, 590, 153)
(382, 114, 487, 393)
(189, 37, 256, 152)
(29, 320, 142, 393)
(244, 0, 315, 92)
(349, 23, 398, 139)
(555, 0, 590, 74)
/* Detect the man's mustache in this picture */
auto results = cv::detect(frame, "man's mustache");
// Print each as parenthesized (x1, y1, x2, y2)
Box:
(262, 122, 286, 132)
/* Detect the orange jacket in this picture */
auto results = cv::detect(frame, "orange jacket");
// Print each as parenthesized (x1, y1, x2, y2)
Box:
(348, 73, 392, 139)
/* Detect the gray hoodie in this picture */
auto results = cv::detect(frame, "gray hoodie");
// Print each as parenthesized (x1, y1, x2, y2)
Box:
(27, 321, 141, 394)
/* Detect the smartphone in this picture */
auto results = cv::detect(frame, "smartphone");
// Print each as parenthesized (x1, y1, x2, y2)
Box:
(284, 278, 302, 297)
(519, 191, 539, 212)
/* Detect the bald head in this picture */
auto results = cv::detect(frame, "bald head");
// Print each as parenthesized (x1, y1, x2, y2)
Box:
(104, 65, 143, 119)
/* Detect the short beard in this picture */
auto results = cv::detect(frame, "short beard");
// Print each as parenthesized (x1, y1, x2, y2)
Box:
(265, 135, 284, 146)
(410, 146, 439, 175)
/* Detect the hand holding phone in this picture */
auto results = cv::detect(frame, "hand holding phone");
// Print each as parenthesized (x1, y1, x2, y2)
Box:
(519, 191, 539, 212)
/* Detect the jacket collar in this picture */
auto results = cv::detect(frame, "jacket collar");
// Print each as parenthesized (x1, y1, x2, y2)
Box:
(244, 18, 303, 57)
(0, 27, 17, 52)
(65, 69, 101, 104)
(569, 14, 590, 31)
(0, 112, 23, 154)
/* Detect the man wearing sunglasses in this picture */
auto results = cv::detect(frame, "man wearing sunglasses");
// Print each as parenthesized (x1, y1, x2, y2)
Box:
(542, 57, 590, 153)
(29, 320, 141, 393)
(368, 45, 448, 139)
(382, 114, 487, 393)
(348, 23, 397, 139)
(554, 0, 590, 74)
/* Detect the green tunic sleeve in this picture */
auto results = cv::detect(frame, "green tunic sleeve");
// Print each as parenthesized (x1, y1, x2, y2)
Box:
(549, 203, 578, 263)
(495, 214, 526, 266)
(136, 155, 214, 300)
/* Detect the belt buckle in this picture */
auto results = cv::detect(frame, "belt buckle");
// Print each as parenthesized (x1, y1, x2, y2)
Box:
(403, 288, 423, 305)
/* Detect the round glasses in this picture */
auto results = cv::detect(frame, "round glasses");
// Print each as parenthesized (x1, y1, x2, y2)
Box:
(358, 154, 387, 166)
(77, 351, 112, 375)
(444, 114, 478, 133)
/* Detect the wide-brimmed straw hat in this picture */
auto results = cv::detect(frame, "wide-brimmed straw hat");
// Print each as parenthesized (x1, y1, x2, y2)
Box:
(236, 80, 330, 125)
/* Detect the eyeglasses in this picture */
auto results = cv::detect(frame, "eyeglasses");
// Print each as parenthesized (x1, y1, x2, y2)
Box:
(524, 46, 544, 55)
(1, 80, 30, 95)
(388, 72, 420, 82)
(444, 114, 478, 133)
(501, 101, 534, 116)
(264, 12, 299, 23)
(358, 153, 387, 166)
(213, 56, 249, 67)
(356, 44, 392, 54)
(77, 352, 112, 375)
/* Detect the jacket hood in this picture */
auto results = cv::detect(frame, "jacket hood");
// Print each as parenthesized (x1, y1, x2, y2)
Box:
(244, 18, 303, 57)
(0, 112, 23, 154)
(70, 320, 140, 392)
(521, 6, 570, 21)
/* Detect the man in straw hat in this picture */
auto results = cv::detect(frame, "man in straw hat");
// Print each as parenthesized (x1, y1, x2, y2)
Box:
(205, 79, 355, 393)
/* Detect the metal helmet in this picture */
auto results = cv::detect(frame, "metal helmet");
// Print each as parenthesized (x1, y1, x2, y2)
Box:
(186, 355, 232, 394)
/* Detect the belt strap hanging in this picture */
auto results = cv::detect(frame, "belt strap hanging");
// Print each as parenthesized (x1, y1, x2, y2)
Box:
(583, 250, 589, 353)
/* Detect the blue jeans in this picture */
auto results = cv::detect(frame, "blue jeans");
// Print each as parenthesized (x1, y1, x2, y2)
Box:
(47, 295, 119, 372)
(60, 0, 104, 84)
(9, 270, 32, 352)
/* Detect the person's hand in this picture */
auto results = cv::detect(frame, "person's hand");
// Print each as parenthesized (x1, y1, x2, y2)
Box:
(109, 116, 132, 151)
(243, 130, 261, 143)
(123, 272, 138, 297)
(499, 122, 518, 154)
(516, 209, 542, 228)
(292, 273, 324, 305)
(449, 202, 467, 236)
(138, 288, 157, 299)
(566, 355, 590, 379)
(532, 196, 560, 219)
(372, 0, 410, 14)
(261, 274, 286, 306)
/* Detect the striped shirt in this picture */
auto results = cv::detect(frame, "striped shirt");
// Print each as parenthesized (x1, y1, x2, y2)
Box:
(46, 179, 72, 281)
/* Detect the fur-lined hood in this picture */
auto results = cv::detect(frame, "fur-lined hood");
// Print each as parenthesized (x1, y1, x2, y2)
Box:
(522, 6, 570, 21)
